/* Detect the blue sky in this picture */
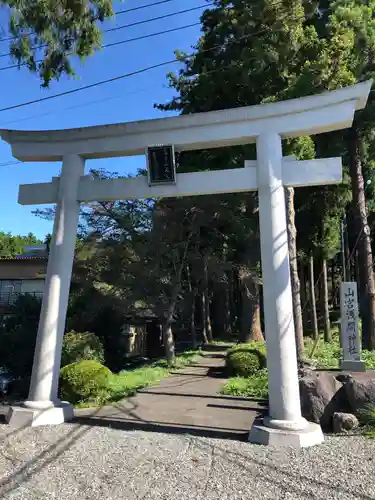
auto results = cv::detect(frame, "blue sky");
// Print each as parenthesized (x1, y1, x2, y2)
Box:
(0, 0, 204, 239)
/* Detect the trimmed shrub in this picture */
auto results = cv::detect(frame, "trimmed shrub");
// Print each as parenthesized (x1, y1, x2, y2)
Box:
(61, 331, 105, 367)
(226, 342, 267, 377)
(59, 360, 112, 403)
(228, 341, 267, 356)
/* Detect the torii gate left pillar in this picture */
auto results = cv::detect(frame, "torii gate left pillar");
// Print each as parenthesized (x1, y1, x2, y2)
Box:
(1, 80, 371, 448)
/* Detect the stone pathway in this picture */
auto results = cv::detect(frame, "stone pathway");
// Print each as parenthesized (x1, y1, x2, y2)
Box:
(75, 350, 267, 440)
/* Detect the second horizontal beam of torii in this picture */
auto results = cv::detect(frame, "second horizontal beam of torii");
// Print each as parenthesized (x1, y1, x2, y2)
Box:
(18, 156, 342, 205)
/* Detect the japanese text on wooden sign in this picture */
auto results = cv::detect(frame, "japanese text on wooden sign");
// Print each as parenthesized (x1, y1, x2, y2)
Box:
(147, 145, 176, 186)
(340, 282, 361, 361)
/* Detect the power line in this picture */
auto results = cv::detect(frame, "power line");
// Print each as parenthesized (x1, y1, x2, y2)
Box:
(0, 160, 22, 167)
(0, 0, 185, 44)
(2, 52, 272, 127)
(105, 3, 211, 36)
(1, 85, 158, 127)
(0, 22, 200, 72)
(104, 22, 200, 50)
(0, 4, 210, 61)
(0, 8, 322, 114)
(115, 0, 183, 17)
(0, 59, 179, 113)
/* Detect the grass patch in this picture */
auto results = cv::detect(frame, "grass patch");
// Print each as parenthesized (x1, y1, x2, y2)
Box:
(208, 340, 236, 347)
(304, 330, 342, 369)
(74, 349, 201, 408)
(220, 369, 268, 399)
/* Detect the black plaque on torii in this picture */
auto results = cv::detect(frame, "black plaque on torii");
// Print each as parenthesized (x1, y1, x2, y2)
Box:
(147, 145, 176, 186)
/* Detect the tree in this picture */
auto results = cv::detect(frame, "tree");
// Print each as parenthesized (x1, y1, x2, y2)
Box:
(283, 0, 375, 348)
(1, 0, 113, 86)
(285, 186, 304, 364)
(0, 231, 41, 257)
(157, 0, 312, 343)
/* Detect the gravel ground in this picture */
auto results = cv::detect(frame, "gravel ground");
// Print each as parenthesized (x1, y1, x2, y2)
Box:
(1, 423, 375, 500)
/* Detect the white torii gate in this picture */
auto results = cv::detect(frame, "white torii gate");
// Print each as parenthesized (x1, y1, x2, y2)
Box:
(1, 80, 371, 448)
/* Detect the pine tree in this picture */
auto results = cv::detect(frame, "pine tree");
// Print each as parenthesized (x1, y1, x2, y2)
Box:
(1, 0, 113, 86)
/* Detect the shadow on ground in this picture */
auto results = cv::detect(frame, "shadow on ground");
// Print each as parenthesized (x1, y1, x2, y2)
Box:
(72, 414, 256, 441)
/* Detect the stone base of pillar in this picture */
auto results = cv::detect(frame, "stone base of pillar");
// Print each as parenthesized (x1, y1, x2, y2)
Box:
(340, 360, 366, 372)
(6, 402, 74, 428)
(249, 418, 324, 449)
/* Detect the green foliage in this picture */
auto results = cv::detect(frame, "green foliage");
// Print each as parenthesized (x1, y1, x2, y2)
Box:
(359, 350, 375, 370)
(61, 331, 105, 367)
(305, 329, 375, 369)
(226, 342, 267, 377)
(59, 360, 112, 404)
(2, 0, 113, 86)
(305, 335, 342, 368)
(357, 404, 375, 435)
(0, 231, 41, 257)
(220, 369, 269, 399)
(0, 294, 41, 377)
(67, 295, 127, 371)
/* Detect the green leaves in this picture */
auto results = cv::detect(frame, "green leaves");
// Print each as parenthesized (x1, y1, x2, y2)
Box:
(2, 0, 113, 86)
(0, 231, 41, 257)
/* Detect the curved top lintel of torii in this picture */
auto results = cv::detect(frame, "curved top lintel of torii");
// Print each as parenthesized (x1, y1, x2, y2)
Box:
(1, 80, 372, 162)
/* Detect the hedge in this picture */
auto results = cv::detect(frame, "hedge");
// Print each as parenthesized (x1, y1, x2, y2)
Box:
(226, 342, 267, 377)
(59, 360, 112, 403)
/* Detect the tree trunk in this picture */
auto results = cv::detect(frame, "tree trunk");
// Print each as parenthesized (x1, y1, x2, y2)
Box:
(163, 228, 194, 364)
(344, 215, 352, 281)
(186, 264, 197, 349)
(201, 292, 209, 344)
(190, 291, 197, 349)
(356, 250, 360, 292)
(285, 186, 304, 364)
(331, 261, 337, 309)
(162, 298, 177, 365)
(347, 126, 375, 350)
(320, 258, 331, 343)
(238, 267, 264, 342)
(212, 277, 232, 339)
(300, 263, 309, 327)
(203, 255, 213, 343)
(309, 253, 319, 340)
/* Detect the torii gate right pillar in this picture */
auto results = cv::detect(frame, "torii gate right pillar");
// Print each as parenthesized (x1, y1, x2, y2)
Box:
(248, 132, 324, 448)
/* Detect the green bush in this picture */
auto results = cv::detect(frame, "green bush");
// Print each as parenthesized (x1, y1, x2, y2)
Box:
(226, 342, 267, 377)
(61, 331, 105, 367)
(59, 360, 112, 403)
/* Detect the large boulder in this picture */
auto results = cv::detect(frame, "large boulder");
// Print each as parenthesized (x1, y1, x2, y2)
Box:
(345, 377, 375, 414)
(332, 412, 359, 434)
(299, 372, 348, 429)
